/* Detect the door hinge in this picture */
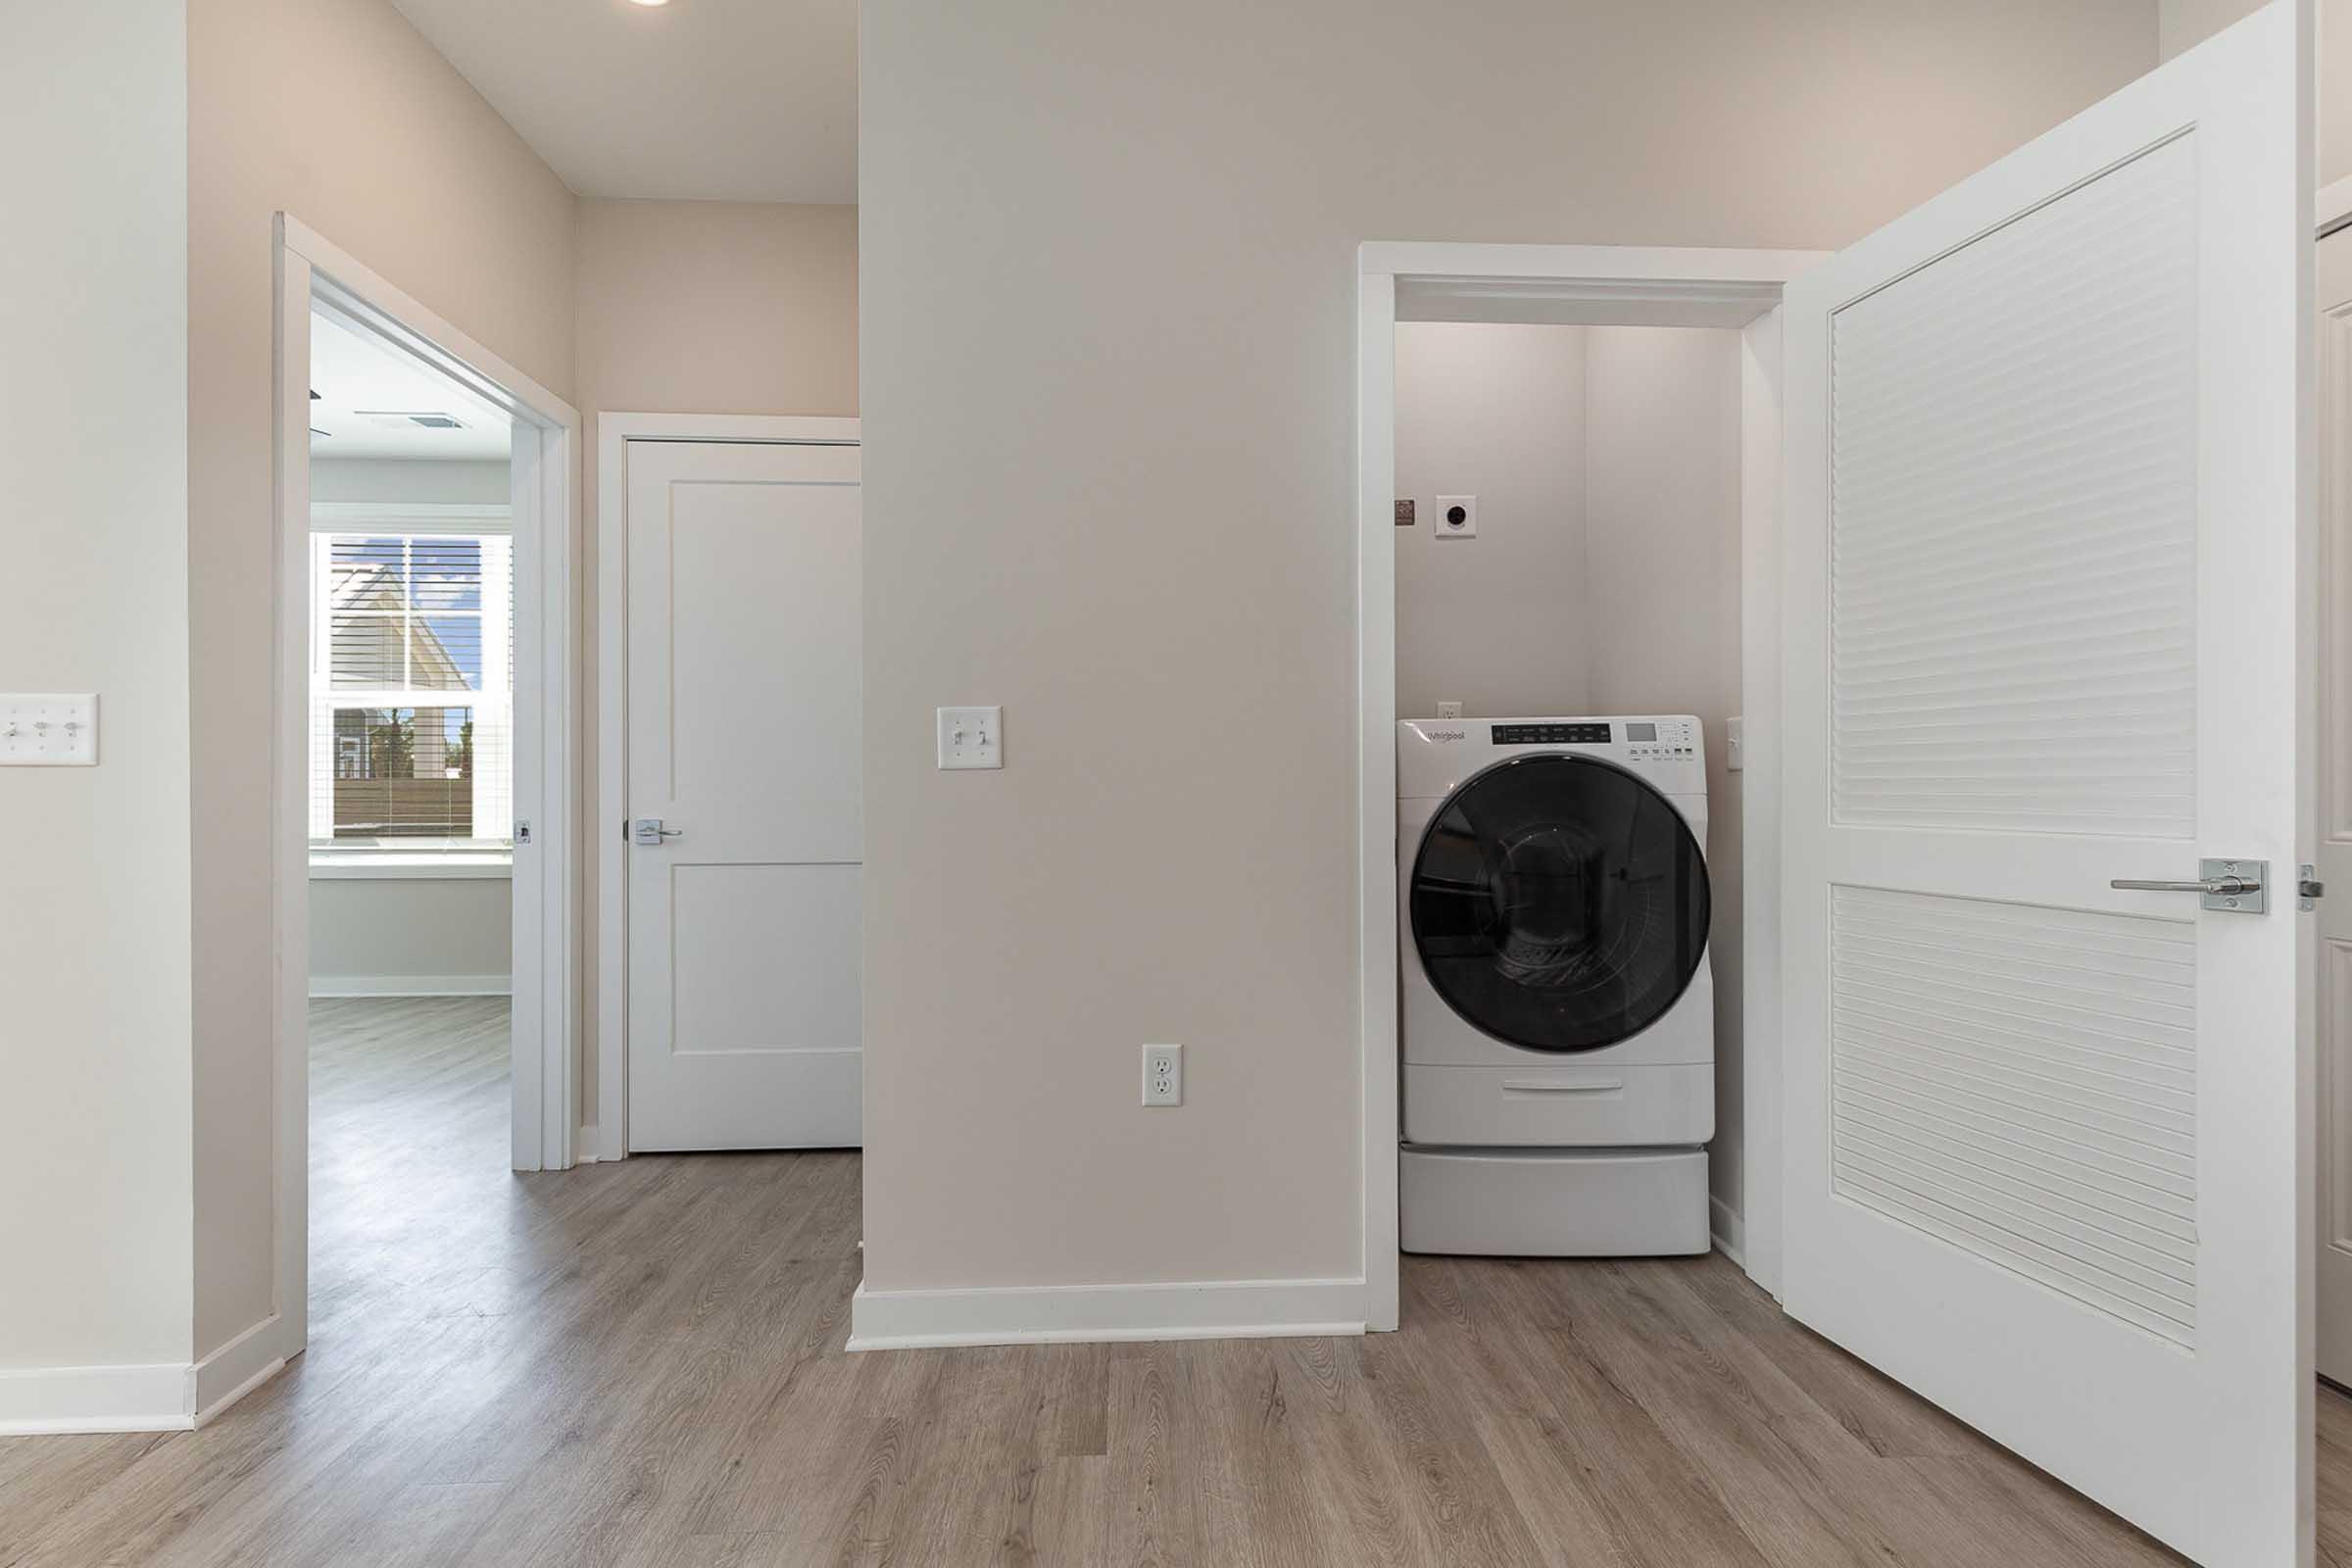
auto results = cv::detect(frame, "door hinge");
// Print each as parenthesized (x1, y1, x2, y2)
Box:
(2304, 864, 2325, 911)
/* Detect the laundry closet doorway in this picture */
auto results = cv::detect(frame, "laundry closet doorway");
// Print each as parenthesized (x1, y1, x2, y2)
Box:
(1359, 13, 2310, 1556)
(1356, 242, 1814, 1317)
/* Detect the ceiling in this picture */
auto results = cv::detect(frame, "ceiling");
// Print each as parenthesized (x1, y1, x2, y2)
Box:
(388, 0, 858, 204)
(310, 310, 513, 461)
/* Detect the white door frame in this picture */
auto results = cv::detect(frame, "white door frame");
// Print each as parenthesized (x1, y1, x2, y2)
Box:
(271, 213, 581, 1355)
(594, 413, 862, 1163)
(1355, 243, 1823, 1328)
(2320, 173, 2352, 236)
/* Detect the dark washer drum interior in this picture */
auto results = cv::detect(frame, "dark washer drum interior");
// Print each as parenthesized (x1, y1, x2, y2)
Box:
(1410, 753, 1709, 1054)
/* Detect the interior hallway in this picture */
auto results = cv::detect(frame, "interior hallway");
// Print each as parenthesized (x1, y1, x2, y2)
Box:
(0, 997, 2332, 1565)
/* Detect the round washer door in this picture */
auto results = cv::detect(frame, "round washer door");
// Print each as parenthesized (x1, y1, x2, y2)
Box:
(1409, 753, 1709, 1054)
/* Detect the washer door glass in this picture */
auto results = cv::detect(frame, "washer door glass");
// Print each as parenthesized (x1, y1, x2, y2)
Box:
(1410, 753, 1709, 1054)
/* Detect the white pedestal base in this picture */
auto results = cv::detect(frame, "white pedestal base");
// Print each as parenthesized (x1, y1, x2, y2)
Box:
(1399, 1146, 1710, 1257)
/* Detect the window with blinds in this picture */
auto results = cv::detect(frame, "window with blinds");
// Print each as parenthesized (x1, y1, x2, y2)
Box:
(310, 529, 514, 853)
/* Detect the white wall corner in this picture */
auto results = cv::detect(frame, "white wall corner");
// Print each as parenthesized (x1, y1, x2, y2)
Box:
(0, 1362, 197, 1437)
(1709, 1196, 1746, 1270)
(191, 1313, 291, 1427)
(847, 1276, 1370, 1351)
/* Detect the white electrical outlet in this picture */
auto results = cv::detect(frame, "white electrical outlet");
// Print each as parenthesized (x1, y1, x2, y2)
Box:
(1434, 495, 1477, 538)
(1142, 1043, 1182, 1106)
(0, 695, 98, 765)
(937, 706, 1004, 769)
(1435, 701, 1463, 719)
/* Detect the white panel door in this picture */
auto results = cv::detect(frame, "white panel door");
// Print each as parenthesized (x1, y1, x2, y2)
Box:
(1780, 8, 2311, 1563)
(626, 439, 862, 1152)
(2322, 224, 2352, 1387)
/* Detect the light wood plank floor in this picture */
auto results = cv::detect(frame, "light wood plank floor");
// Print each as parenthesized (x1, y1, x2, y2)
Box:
(2, 996, 2340, 1565)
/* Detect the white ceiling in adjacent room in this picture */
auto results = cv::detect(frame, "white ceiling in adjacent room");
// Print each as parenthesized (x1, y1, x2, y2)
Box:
(388, 0, 858, 204)
(309, 311, 513, 462)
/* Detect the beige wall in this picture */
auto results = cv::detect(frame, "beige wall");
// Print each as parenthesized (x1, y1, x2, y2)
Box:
(0, 0, 196, 1375)
(1394, 323, 1592, 720)
(310, 878, 513, 993)
(311, 458, 513, 507)
(187, 0, 576, 1358)
(859, 0, 2158, 1294)
(572, 198, 858, 1129)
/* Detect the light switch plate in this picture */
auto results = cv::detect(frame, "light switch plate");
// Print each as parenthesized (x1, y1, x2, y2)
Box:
(937, 706, 1003, 770)
(1435, 495, 1477, 539)
(1726, 715, 1743, 772)
(1, 695, 97, 765)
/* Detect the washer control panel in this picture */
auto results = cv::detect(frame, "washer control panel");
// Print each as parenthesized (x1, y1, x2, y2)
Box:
(1622, 716, 1698, 762)
(1491, 721, 1611, 745)
(1400, 716, 1706, 802)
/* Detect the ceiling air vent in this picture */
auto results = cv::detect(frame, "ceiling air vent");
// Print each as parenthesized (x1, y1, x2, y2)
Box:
(355, 410, 469, 430)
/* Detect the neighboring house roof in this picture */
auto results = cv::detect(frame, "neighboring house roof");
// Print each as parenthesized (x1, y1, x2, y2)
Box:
(329, 561, 468, 692)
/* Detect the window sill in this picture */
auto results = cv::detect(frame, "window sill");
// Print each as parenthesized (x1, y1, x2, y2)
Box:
(309, 853, 513, 881)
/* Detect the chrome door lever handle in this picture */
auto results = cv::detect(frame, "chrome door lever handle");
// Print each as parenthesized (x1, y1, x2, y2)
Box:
(2110, 858, 2267, 912)
(630, 817, 683, 847)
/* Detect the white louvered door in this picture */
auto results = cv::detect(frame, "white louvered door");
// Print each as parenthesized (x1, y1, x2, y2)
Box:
(1779, 7, 2311, 1564)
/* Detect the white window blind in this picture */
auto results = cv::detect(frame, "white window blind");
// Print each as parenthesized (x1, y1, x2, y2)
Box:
(309, 524, 514, 854)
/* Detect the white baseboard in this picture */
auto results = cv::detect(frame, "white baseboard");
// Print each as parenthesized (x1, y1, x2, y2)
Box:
(1710, 1195, 1746, 1268)
(309, 973, 512, 998)
(193, 1314, 291, 1426)
(848, 1275, 1367, 1351)
(0, 1361, 195, 1435)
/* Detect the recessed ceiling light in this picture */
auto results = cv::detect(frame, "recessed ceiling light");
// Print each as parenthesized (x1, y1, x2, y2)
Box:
(627, 0, 671, 7)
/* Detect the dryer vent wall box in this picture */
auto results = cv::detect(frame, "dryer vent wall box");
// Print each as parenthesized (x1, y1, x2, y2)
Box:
(0, 695, 98, 765)
(1434, 495, 1476, 538)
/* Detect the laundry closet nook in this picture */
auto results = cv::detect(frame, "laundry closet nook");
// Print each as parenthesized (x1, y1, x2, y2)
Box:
(1393, 320, 1747, 1257)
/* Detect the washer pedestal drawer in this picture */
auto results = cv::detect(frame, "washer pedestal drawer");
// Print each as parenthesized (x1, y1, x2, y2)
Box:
(1399, 1147, 1709, 1257)
(1400, 1061, 1712, 1147)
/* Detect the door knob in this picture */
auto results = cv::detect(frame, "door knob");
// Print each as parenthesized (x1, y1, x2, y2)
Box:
(2110, 858, 2267, 912)
(631, 817, 682, 847)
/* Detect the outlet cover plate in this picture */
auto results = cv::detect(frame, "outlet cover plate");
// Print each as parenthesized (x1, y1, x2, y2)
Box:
(1435, 495, 1477, 539)
(937, 706, 1003, 770)
(1143, 1043, 1182, 1106)
(0, 694, 97, 765)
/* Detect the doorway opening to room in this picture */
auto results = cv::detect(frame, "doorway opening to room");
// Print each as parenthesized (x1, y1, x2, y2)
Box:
(269, 217, 579, 1369)
(303, 300, 523, 1329)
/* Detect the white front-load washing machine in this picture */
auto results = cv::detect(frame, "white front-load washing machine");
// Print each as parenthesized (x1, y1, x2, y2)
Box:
(1398, 715, 1714, 1256)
